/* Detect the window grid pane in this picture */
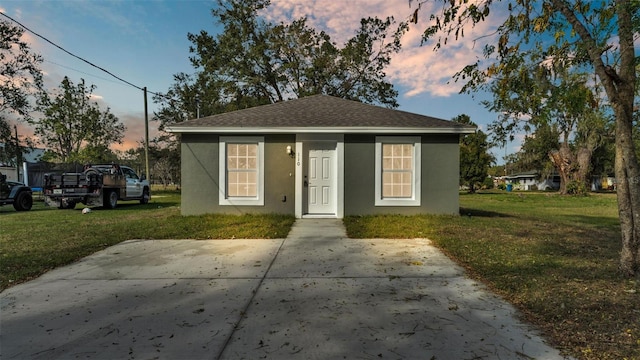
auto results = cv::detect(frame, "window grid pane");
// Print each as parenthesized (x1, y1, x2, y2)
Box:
(227, 143, 258, 197)
(382, 144, 413, 198)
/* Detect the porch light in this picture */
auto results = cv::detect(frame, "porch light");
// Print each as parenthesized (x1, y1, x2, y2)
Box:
(286, 145, 295, 157)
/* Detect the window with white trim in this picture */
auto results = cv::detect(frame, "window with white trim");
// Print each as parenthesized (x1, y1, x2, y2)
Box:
(219, 136, 264, 206)
(375, 136, 421, 206)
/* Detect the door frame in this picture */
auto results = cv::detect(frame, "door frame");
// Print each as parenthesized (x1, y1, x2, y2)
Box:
(295, 134, 344, 218)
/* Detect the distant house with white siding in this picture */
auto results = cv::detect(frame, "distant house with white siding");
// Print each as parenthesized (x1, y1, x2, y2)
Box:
(505, 171, 560, 191)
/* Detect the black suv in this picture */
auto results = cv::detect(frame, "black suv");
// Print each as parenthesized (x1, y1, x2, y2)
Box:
(0, 172, 33, 211)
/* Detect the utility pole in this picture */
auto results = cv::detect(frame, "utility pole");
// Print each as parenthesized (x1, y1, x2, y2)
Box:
(195, 94, 200, 119)
(144, 87, 150, 182)
(14, 125, 21, 183)
(504, 140, 508, 176)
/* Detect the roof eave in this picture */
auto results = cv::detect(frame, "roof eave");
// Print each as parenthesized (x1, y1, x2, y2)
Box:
(165, 126, 476, 134)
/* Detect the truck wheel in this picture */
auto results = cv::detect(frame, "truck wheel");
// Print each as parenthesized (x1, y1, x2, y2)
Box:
(58, 201, 76, 210)
(140, 188, 150, 204)
(13, 191, 33, 211)
(104, 190, 118, 209)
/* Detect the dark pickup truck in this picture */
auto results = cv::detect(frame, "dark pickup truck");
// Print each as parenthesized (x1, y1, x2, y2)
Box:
(44, 164, 150, 209)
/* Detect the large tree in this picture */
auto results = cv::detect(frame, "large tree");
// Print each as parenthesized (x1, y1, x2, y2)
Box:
(485, 57, 610, 194)
(505, 122, 561, 177)
(0, 19, 43, 162)
(454, 114, 494, 193)
(413, 0, 640, 276)
(155, 0, 406, 128)
(33, 77, 125, 163)
(122, 137, 180, 187)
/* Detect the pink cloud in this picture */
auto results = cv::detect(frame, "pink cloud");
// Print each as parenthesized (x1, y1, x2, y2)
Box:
(265, 0, 503, 99)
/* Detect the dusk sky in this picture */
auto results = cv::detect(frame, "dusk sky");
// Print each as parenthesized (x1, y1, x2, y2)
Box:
(1, 0, 515, 162)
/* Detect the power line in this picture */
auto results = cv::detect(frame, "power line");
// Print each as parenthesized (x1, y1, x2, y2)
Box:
(0, 11, 165, 98)
(45, 60, 131, 87)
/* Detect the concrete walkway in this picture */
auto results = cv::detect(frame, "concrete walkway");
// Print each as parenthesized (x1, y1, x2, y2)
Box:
(1, 219, 568, 359)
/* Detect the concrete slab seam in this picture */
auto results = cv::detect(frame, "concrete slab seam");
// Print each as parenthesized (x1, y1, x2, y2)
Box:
(214, 237, 287, 360)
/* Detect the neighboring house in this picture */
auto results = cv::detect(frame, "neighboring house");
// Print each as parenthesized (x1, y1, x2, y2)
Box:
(591, 175, 616, 191)
(166, 95, 475, 218)
(0, 144, 45, 185)
(505, 171, 561, 191)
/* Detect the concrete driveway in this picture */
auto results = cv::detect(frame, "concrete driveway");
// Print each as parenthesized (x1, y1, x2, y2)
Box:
(1, 219, 568, 359)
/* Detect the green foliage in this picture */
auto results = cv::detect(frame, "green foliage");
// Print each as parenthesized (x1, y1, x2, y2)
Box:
(122, 138, 180, 186)
(416, 0, 640, 275)
(70, 144, 119, 164)
(0, 19, 43, 145)
(33, 77, 125, 163)
(455, 114, 494, 192)
(566, 179, 589, 196)
(0, 20, 42, 122)
(487, 165, 505, 177)
(416, 0, 622, 152)
(154, 0, 407, 129)
(508, 122, 560, 175)
(481, 176, 494, 189)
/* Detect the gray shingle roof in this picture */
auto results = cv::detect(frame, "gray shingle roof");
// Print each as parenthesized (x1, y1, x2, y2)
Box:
(166, 95, 475, 134)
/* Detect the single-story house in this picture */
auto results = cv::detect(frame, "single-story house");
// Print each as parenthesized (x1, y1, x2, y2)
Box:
(505, 171, 561, 191)
(0, 145, 45, 185)
(166, 95, 475, 218)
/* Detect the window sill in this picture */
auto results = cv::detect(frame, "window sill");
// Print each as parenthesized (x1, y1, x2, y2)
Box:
(219, 198, 264, 206)
(375, 199, 420, 206)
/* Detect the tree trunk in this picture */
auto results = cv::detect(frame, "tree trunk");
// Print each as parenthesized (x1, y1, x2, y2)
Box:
(614, 110, 640, 277)
(549, 143, 574, 194)
(554, 0, 640, 276)
(576, 146, 593, 190)
(610, 0, 640, 277)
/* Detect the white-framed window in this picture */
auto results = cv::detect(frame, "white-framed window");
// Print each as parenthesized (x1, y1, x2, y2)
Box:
(219, 136, 264, 206)
(375, 136, 421, 206)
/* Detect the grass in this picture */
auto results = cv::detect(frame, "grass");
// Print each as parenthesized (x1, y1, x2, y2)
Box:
(344, 191, 639, 360)
(0, 188, 295, 291)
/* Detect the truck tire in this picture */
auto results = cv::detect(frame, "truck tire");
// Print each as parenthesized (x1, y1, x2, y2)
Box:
(140, 188, 150, 204)
(58, 201, 76, 210)
(13, 191, 33, 211)
(104, 190, 118, 209)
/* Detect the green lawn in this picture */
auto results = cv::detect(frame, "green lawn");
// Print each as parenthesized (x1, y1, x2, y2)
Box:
(345, 191, 639, 360)
(0, 189, 295, 290)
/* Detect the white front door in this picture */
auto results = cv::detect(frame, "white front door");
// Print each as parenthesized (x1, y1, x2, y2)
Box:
(307, 142, 336, 215)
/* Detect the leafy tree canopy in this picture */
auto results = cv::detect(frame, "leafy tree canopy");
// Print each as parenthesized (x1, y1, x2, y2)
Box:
(33, 77, 125, 163)
(155, 0, 407, 129)
(0, 19, 43, 162)
(411, 0, 640, 275)
(455, 114, 494, 193)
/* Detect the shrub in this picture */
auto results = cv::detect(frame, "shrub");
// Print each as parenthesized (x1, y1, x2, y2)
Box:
(482, 177, 494, 189)
(566, 180, 589, 196)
